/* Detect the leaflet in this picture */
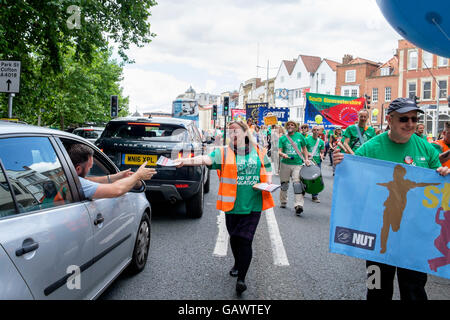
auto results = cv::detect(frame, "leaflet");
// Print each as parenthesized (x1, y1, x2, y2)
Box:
(156, 155, 177, 166)
(252, 183, 281, 192)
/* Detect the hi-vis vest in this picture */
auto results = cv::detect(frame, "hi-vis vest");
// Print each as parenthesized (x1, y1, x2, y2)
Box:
(433, 139, 450, 168)
(216, 146, 275, 212)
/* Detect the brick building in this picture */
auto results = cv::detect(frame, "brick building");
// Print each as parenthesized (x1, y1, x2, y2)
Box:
(365, 55, 399, 129)
(335, 55, 380, 100)
(397, 39, 449, 136)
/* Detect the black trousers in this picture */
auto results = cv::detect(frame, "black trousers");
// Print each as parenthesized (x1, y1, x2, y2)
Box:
(226, 212, 261, 282)
(366, 261, 428, 300)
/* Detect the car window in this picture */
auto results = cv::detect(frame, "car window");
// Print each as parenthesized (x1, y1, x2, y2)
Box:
(60, 139, 116, 177)
(74, 129, 103, 139)
(0, 137, 73, 214)
(0, 165, 16, 218)
(102, 122, 189, 142)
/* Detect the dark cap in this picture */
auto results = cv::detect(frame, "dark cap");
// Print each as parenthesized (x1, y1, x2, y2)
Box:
(387, 98, 424, 114)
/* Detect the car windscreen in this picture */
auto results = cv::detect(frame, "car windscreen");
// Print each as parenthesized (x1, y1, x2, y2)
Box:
(102, 122, 189, 141)
(75, 129, 103, 139)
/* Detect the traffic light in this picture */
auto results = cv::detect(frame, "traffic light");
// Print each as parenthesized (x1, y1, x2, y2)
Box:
(364, 94, 371, 108)
(414, 95, 420, 104)
(223, 97, 229, 116)
(212, 104, 217, 120)
(110, 95, 118, 118)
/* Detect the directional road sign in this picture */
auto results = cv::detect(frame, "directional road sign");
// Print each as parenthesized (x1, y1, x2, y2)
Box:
(0, 61, 21, 93)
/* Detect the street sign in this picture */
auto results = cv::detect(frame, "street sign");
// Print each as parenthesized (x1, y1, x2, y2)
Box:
(0, 61, 21, 93)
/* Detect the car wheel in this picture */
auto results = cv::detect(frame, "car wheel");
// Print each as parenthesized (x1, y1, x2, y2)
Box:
(203, 169, 210, 194)
(127, 212, 151, 274)
(186, 184, 204, 218)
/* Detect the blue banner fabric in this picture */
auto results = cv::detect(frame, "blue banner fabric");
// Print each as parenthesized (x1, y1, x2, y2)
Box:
(330, 154, 450, 279)
(257, 107, 290, 125)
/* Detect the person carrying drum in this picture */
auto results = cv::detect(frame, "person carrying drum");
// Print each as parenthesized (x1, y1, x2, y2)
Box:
(175, 120, 274, 296)
(278, 120, 311, 216)
(305, 125, 325, 203)
(343, 109, 376, 154)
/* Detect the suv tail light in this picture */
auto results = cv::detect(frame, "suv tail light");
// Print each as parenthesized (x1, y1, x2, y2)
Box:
(178, 151, 195, 159)
(175, 184, 189, 188)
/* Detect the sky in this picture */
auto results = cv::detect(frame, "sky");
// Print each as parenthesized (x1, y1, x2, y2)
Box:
(119, 0, 402, 115)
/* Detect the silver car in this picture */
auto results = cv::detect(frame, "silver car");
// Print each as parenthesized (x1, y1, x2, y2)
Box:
(0, 121, 151, 299)
(72, 126, 105, 144)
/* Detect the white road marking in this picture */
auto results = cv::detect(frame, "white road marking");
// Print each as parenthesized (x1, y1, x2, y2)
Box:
(212, 208, 289, 267)
(213, 211, 229, 257)
(265, 208, 290, 266)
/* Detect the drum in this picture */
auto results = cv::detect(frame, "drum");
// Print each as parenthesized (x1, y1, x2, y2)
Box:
(300, 164, 324, 194)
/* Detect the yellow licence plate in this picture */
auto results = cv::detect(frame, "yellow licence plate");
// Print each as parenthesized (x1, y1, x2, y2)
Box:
(123, 154, 157, 166)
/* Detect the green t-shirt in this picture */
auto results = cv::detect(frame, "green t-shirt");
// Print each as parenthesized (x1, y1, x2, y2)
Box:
(208, 147, 272, 214)
(278, 132, 307, 165)
(326, 130, 334, 141)
(355, 132, 441, 169)
(305, 136, 325, 164)
(343, 124, 376, 152)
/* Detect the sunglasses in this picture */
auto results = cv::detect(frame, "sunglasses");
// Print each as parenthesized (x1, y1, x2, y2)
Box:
(396, 116, 419, 123)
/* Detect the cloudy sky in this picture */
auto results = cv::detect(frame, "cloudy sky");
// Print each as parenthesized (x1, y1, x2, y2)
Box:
(120, 0, 401, 114)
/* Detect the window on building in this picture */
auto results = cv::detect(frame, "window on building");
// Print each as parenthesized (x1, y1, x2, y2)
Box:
(371, 113, 378, 123)
(423, 81, 431, 100)
(408, 82, 417, 100)
(385, 87, 391, 102)
(297, 72, 301, 79)
(321, 73, 326, 85)
(408, 50, 418, 70)
(380, 67, 390, 76)
(295, 90, 298, 99)
(351, 89, 358, 97)
(372, 88, 378, 102)
(343, 89, 350, 97)
(345, 70, 356, 83)
(438, 56, 448, 67)
(422, 51, 433, 68)
(438, 80, 447, 99)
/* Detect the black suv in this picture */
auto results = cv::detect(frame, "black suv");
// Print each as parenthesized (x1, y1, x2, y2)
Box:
(96, 116, 210, 218)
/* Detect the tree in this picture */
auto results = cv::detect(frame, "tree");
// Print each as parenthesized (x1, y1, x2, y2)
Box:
(0, 0, 157, 71)
(0, 0, 156, 127)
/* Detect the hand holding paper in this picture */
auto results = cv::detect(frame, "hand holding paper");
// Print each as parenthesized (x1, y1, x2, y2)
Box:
(156, 155, 177, 167)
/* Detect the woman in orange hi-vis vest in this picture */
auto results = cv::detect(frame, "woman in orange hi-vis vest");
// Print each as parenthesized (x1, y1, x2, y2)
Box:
(175, 120, 274, 295)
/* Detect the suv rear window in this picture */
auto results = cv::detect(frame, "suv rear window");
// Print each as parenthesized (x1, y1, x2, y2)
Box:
(74, 129, 103, 139)
(102, 122, 189, 141)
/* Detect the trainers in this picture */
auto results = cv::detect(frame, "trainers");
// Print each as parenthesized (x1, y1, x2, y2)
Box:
(229, 266, 238, 277)
(236, 280, 247, 295)
(312, 196, 320, 203)
(295, 206, 303, 216)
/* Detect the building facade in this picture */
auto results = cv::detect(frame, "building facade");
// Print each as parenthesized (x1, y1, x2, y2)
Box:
(397, 39, 450, 136)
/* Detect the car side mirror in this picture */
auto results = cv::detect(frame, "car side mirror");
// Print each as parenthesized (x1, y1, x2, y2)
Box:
(203, 137, 213, 144)
(129, 180, 146, 193)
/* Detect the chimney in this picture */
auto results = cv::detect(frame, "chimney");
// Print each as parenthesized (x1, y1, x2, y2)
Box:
(342, 54, 353, 65)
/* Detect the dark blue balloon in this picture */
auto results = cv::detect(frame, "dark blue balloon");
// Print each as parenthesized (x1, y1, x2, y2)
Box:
(377, 0, 450, 58)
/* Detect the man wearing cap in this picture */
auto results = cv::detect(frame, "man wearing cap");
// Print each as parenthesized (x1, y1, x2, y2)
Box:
(333, 97, 449, 300)
(343, 109, 376, 154)
(278, 120, 311, 216)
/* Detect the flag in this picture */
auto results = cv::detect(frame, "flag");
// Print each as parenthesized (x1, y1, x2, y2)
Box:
(305, 93, 365, 129)
(330, 154, 450, 279)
